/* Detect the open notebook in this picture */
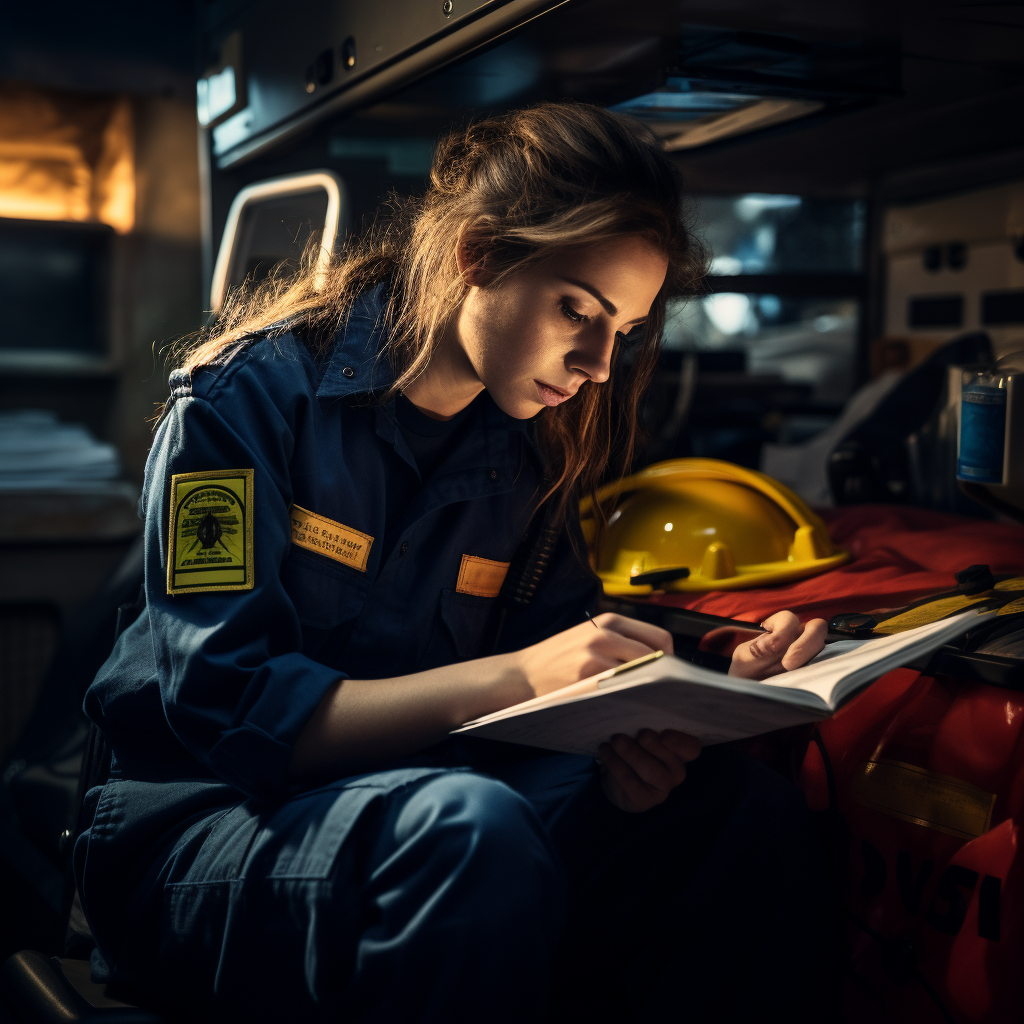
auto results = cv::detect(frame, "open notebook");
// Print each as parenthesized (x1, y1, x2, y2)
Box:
(454, 610, 995, 755)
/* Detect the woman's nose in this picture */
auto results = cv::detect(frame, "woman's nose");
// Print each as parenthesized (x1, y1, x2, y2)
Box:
(567, 326, 617, 384)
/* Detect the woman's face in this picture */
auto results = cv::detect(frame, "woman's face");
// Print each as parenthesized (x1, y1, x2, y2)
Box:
(453, 234, 669, 420)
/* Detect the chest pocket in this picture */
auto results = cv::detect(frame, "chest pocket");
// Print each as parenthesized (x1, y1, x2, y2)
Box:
(280, 549, 366, 656)
(430, 589, 501, 664)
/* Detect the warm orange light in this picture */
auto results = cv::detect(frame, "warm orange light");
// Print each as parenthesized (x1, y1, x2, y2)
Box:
(94, 99, 135, 234)
(0, 87, 135, 233)
(0, 142, 92, 221)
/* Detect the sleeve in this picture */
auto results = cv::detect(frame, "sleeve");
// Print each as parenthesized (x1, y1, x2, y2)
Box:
(143, 363, 343, 798)
(496, 510, 602, 652)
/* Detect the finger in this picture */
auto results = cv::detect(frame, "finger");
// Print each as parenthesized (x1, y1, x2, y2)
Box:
(660, 730, 702, 762)
(634, 730, 690, 785)
(728, 611, 805, 679)
(611, 732, 685, 790)
(780, 618, 828, 671)
(598, 741, 654, 808)
(567, 654, 621, 683)
(761, 609, 800, 631)
(746, 611, 801, 662)
(593, 613, 674, 656)
(755, 660, 789, 679)
(586, 631, 664, 667)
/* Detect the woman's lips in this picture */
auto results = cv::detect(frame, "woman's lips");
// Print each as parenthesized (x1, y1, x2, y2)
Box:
(535, 380, 573, 407)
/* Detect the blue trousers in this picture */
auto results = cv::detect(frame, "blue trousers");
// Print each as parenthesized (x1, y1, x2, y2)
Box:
(79, 744, 838, 1023)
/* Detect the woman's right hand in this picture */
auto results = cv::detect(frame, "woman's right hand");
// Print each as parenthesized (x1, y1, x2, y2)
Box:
(507, 612, 674, 700)
(504, 616, 701, 815)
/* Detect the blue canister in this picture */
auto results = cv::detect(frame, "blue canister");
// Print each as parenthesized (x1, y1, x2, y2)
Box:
(957, 369, 1008, 484)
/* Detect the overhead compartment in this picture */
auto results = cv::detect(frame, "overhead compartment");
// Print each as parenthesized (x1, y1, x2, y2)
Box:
(201, 0, 567, 168)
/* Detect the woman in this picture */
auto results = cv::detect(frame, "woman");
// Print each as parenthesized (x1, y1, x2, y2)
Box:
(78, 102, 836, 1022)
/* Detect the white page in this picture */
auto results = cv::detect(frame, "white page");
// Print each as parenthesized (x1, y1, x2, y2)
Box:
(455, 608, 995, 753)
(456, 650, 831, 752)
(455, 675, 829, 754)
(805, 639, 870, 663)
(758, 609, 997, 706)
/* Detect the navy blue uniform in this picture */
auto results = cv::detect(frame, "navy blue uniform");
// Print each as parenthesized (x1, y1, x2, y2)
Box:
(77, 286, 838, 1022)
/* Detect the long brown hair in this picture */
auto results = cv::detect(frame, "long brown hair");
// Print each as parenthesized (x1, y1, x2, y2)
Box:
(179, 101, 706, 525)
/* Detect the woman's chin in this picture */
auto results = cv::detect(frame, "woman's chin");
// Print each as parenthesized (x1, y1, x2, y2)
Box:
(487, 389, 546, 421)
(510, 402, 547, 421)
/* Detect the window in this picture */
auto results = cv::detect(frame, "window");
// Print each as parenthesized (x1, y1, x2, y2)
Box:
(667, 193, 866, 403)
(666, 294, 859, 404)
(210, 171, 347, 312)
(648, 192, 866, 468)
(695, 193, 864, 276)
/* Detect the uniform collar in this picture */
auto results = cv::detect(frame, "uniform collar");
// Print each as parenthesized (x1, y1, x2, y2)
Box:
(316, 284, 539, 443)
(316, 283, 395, 398)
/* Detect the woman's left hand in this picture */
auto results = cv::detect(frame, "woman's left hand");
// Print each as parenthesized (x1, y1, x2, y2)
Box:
(598, 728, 702, 813)
(728, 610, 828, 679)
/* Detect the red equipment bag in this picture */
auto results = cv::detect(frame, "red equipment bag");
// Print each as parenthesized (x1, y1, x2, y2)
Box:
(799, 669, 1023, 1023)
(645, 506, 1024, 1023)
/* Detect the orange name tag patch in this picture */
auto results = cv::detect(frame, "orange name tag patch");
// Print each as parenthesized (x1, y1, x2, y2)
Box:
(457, 555, 510, 598)
(290, 505, 373, 572)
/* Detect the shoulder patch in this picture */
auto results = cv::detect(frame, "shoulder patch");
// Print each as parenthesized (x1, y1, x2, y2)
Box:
(167, 469, 254, 595)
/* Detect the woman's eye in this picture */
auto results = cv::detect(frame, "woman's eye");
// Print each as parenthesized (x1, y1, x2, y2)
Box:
(560, 299, 589, 324)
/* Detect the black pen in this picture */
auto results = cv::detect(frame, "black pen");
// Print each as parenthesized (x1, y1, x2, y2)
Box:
(584, 611, 600, 630)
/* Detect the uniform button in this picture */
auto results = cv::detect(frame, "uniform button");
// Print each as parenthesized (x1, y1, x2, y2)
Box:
(342, 366, 355, 378)
(399, 541, 409, 556)
(489, 469, 498, 480)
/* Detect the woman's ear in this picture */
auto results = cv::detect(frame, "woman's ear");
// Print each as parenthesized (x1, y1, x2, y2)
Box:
(456, 229, 493, 288)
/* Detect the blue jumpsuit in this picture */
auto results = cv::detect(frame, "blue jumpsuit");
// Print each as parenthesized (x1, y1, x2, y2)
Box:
(77, 286, 838, 1022)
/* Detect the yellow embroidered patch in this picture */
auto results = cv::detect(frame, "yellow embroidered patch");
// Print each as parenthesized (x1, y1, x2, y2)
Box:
(167, 469, 254, 595)
(457, 555, 510, 598)
(290, 505, 373, 572)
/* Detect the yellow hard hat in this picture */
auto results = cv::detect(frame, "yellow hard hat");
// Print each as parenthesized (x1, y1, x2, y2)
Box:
(581, 458, 849, 594)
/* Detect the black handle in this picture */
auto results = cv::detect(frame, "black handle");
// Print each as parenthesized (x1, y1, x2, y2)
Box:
(629, 566, 690, 588)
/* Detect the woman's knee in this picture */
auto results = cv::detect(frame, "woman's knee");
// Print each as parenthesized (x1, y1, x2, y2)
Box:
(388, 773, 558, 893)
(358, 771, 565, 938)
(396, 771, 551, 861)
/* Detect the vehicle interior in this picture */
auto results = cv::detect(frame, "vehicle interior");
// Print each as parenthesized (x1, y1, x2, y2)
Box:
(1, 0, 1022, 1021)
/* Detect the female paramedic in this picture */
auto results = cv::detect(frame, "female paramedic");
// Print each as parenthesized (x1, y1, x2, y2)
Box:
(77, 102, 837, 1023)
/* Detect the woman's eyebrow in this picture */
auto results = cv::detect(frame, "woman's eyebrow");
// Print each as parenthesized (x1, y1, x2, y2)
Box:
(559, 276, 648, 325)
(559, 276, 617, 316)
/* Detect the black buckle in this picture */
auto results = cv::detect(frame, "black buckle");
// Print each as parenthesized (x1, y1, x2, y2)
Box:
(956, 564, 995, 595)
(828, 612, 878, 638)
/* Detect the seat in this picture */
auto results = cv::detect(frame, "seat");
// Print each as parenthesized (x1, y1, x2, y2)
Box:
(0, 572, 164, 1023)
(1, 952, 165, 1024)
